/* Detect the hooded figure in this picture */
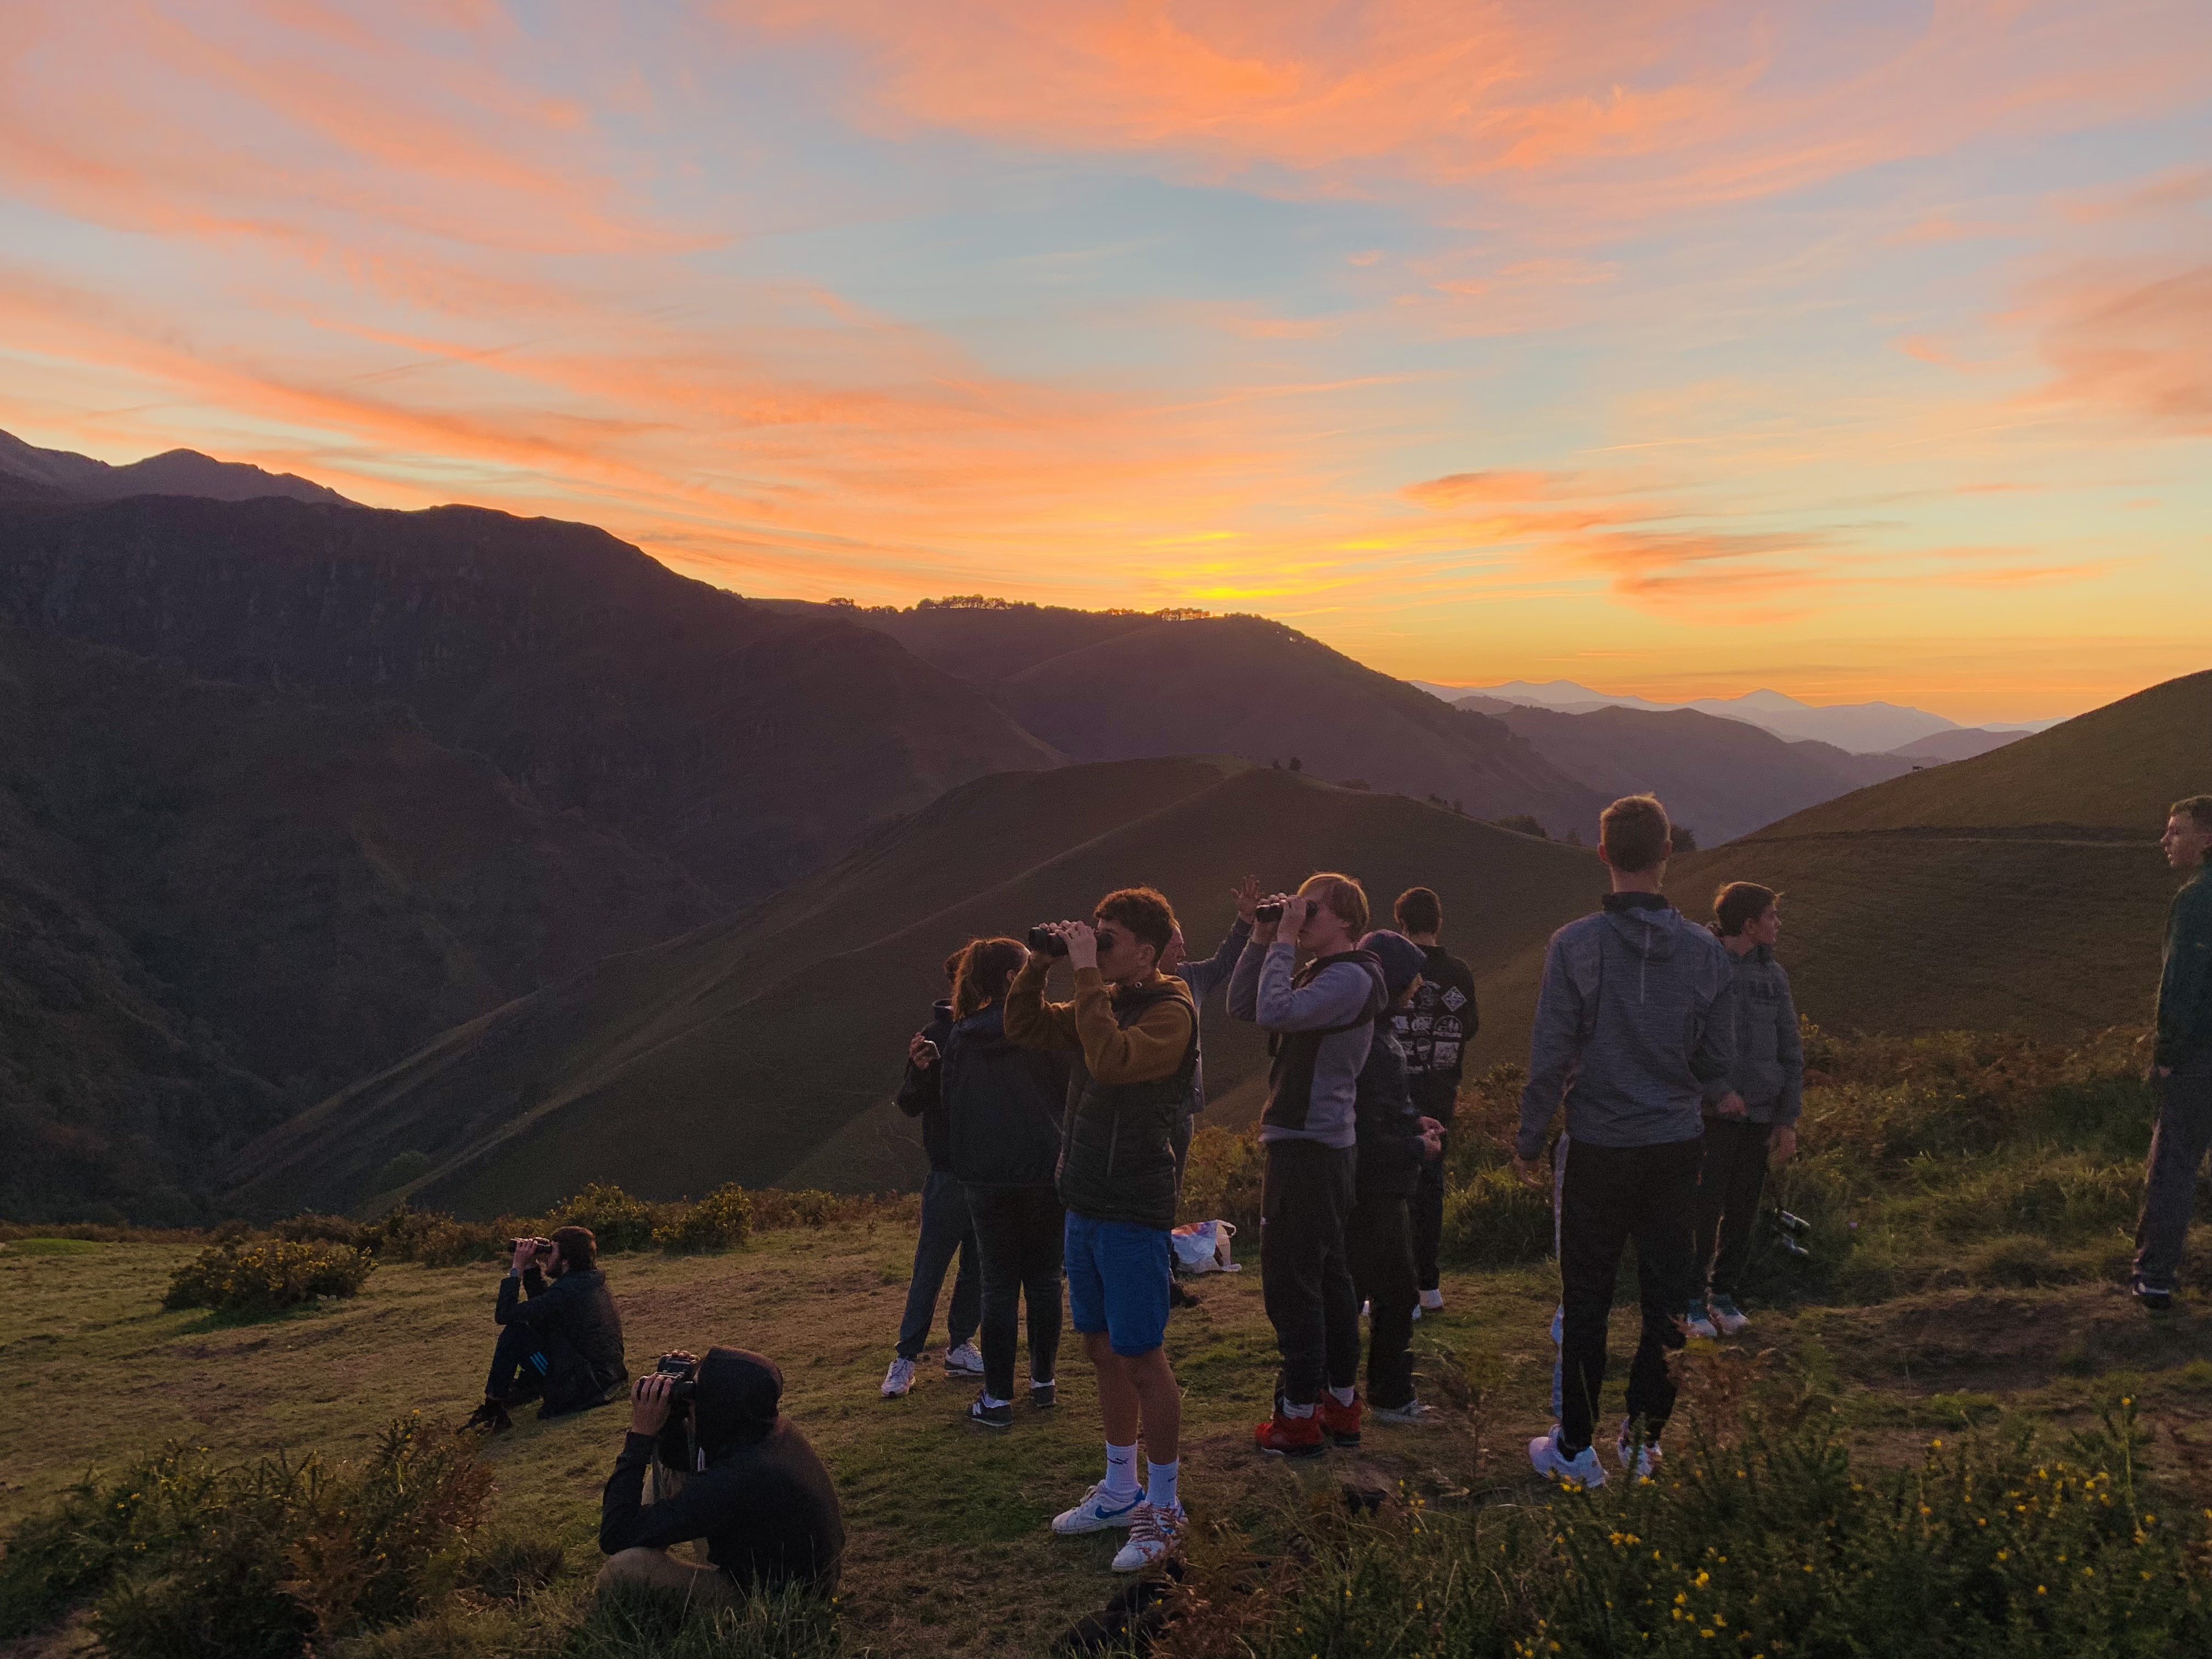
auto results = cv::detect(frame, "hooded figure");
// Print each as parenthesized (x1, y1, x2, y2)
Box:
(599, 1346, 844, 1595)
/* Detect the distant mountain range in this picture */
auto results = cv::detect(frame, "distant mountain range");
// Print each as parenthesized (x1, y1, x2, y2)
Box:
(1412, 678, 2054, 756)
(0, 427, 353, 507)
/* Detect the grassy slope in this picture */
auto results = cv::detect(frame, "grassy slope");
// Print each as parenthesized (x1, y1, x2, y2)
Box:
(227, 761, 1606, 1220)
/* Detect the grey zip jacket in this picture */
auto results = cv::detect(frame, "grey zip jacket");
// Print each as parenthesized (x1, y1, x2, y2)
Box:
(1516, 892, 1735, 1160)
(1703, 943, 1804, 1125)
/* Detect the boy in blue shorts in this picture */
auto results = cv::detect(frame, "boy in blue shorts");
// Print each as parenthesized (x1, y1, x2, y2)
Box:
(1007, 887, 1197, 1573)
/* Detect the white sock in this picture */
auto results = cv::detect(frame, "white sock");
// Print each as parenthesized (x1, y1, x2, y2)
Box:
(1103, 1441, 1141, 1499)
(1329, 1385, 1356, 1407)
(1147, 1459, 1181, 1513)
(1282, 1400, 1315, 1419)
(981, 1393, 1010, 1408)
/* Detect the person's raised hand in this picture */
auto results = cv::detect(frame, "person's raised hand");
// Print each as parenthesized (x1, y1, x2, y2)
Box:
(1233, 875, 1263, 924)
(629, 1372, 675, 1437)
(1768, 1124, 1798, 1165)
(1509, 1151, 1548, 1193)
(1418, 1116, 1444, 1158)
(907, 1032, 938, 1068)
(1058, 921, 1099, 972)
(510, 1237, 542, 1275)
(1715, 1091, 1748, 1119)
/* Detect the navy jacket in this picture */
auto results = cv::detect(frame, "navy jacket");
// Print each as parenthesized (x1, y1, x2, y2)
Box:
(495, 1264, 627, 1417)
(895, 999, 957, 1172)
(942, 1003, 1070, 1189)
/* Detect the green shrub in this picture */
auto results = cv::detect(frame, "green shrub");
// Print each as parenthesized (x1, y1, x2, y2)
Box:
(163, 1238, 375, 1314)
(0, 1418, 489, 1658)
(655, 1184, 754, 1253)
(374, 1149, 435, 1191)
(548, 1183, 662, 1254)
(748, 1189, 840, 1231)
(1439, 1163, 1552, 1267)
(1177, 1125, 1264, 1232)
(271, 1211, 364, 1246)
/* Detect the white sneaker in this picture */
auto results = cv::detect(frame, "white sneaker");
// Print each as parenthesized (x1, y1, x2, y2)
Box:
(881, 1356, 916, 1398)
(1707, 1295, 1751, 1336)
(1528, 1428, 1607, 1488)
(944, 1340, 985, 1376)
(1110, 1500, 1186, 1572)
(1615, 1418, 1662, 1480)
(1410, 1302, 1422, 1322)
(1684, 1299, 1718, 1339)
(1359, 1299, 1371, 1319)
(1372, 1398, 1440, 1426)
(1051, 1480, 1147, 1534)
(1419, 1288, 1444, 1312)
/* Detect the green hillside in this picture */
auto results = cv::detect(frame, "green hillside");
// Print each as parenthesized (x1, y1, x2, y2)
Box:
(1469, 669, 2211, 1068)
(226, 759, 1605, 1220)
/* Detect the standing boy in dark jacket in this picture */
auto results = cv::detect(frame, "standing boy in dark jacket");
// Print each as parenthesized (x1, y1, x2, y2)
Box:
(1513, 795, 1733, 1488)
(1007, 887, 1197, 1573)
(468, 1225, 627, 1432)
(1344, 930, 1446, 1432)
(1688, 883, 1803, 1340)
(1229, 872, 1387, 1459)
(882, 951, 984, 1399)
(2131, 794, 2212, 1311)
(1391, 887, 1478, 1314)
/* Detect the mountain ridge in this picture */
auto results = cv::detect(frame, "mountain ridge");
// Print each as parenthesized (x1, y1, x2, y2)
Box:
(0, 427, 354, 507)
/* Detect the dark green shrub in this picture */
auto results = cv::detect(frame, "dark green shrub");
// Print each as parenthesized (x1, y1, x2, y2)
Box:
(373, 1150, 434, 1191)
(163, 1238, 374, 1314)
(1177, 1125, 1262, 1232)
(655, 1184, 753, 1253)
(360, 1205, 506, 1266)
(1438, 1163, 1551, 1267)
(272, 1211, 364, 1246)
(548, 1183, 661, 1254)
(748, 1189, 840, 1231)
(1, 1418, 489, 1658)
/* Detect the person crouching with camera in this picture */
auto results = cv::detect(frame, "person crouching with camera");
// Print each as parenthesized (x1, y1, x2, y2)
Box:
(599, 1348, 845, 1605)
(466, 1226, 627, 1434)
(1006, 887, 1197, 1573)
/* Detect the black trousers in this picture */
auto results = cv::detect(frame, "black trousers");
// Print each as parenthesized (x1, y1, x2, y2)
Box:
(1692, 1116, 1773, 1300)
(1346, 1195, 1418, 1409)
(486, 1322, 549, 1402)
(1407, 1075, 1456, 1291)
(2133, 1067, 2212, 1290)
(1556, 1135, 1701, 1455)
(965, 1182, 1065, 1402)
(1261, 1138, 1360, 1406)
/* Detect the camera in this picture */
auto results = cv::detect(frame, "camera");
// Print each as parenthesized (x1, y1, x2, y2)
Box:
(1255, 901, 1284, 924)
(655, 1351, 700, 1404)
(1027, 924, 1069, 957)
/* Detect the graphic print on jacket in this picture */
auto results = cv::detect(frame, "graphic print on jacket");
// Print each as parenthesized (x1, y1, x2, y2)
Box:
(1393, 945, 1477, 1085)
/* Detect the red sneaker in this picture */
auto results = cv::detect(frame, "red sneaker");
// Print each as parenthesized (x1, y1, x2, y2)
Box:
(1254, 1406, 1327, 1459)
(1318, 1393, 1362, 1448)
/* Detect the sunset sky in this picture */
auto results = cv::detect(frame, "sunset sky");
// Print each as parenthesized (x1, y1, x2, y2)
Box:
(3, 2, 2208, 722)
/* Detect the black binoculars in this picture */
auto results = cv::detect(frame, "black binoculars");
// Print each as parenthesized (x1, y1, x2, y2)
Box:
(1769, 1207, 1812, 1259)
(1255, 901, 1284, 924)
(1027, 925, 1067, 957)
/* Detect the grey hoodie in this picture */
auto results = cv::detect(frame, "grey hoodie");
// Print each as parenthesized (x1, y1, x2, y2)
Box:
(1515, 892, 1735, 1160)
(1704, 942, 1804, 1125)
(1228, 939, 1379, 1149)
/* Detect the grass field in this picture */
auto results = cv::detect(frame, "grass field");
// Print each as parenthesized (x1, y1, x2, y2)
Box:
(13, 1031, 2212, 1656)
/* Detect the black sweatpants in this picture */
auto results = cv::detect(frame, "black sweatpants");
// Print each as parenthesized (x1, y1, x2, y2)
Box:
(965, 1182, 1065, 1402)
(2133, 1066, 2212, 1291)
(1555, 1133, 1701, 1455)
(1692, 1116, 1773, 1300)
(1261, 1138, 1359, 1407)
(1408, 1074, 1457, 1291)
(1346, 1195, 1418, 1409)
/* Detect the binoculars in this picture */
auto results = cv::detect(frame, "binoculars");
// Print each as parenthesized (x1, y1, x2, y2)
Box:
(1768, 1207, 1812, 1259)
(1026, 925, 1067, 957)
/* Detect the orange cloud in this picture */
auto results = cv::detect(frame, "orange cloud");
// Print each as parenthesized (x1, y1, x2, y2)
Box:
(2030, 264, 2212, 433)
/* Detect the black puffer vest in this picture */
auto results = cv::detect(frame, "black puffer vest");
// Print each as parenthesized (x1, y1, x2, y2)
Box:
(1263, 950, 1387, 1135)
(1056, 978, 1198, 1232)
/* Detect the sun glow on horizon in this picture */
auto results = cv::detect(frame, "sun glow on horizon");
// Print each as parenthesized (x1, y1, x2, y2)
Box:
(2, 0, 2208, 725)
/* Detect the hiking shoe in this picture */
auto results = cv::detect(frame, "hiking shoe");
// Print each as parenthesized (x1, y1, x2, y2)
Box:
(1615, 1418, 1662, 1481)
(1111, 1500, 1187, 1573)
(1319, 1393, 1363, 1448)
(1419, 1288, 1444, 1313)
(881, 1357, 916, 1398)
(1708, 1295, 1750, 1335)
(1684, 1298, 1718, 1339)
(1030, 1380, 1057, 1410)
(462, 1399, 512, 1436)
(1169, 1279, 1201, 1310)
(1372, 1398, 1440, 1426)
(945, 1341, 985, 1376)
(967, 1393, 1013, 1430)
(2136, 1283, 2176, 1313)
(1052, 1481, 1147, 1534)
(1528, 1428, 1606, 1489)
(1254, 1406, 1327, 1460)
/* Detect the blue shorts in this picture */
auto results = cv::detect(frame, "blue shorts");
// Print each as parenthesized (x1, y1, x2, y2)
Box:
(1064, 1211, 1171, 1357)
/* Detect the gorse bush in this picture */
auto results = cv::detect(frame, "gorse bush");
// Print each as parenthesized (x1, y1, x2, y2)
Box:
(1179, 1124, 1265, 1232)
(0, 1417, 489, 1658)
(654, 1183, 754, 1253)
(549, 1183, 661, 1254)
(162, 1238, 375, 1314)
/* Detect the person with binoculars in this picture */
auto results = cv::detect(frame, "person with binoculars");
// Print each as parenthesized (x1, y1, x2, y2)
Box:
(466, 1225, 627, 1435)
(1227, 873, 1389, 1459)
(598, 1347, 845, 1605)
(1005, 887, 1197, 1573)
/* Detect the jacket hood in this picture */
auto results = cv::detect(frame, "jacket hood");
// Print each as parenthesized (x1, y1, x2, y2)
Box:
(694, 1346, 782, 1455)
(1357, 930, 1429, 1000)
(1600, 896, 1680, 962)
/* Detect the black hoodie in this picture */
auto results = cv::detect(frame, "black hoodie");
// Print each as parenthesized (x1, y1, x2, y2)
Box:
(599, 1347, 844, 1593)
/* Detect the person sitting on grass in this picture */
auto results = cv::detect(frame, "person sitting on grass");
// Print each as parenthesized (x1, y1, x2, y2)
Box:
(1688, 882, 1803, 1340)
(881, 949, 985, 1400)
(599, 1348, 845, 1606)
(1006, 888, 1198, 1573)
(467, 1224, 627, 1434)
(1512, 795, 1733, 1489)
